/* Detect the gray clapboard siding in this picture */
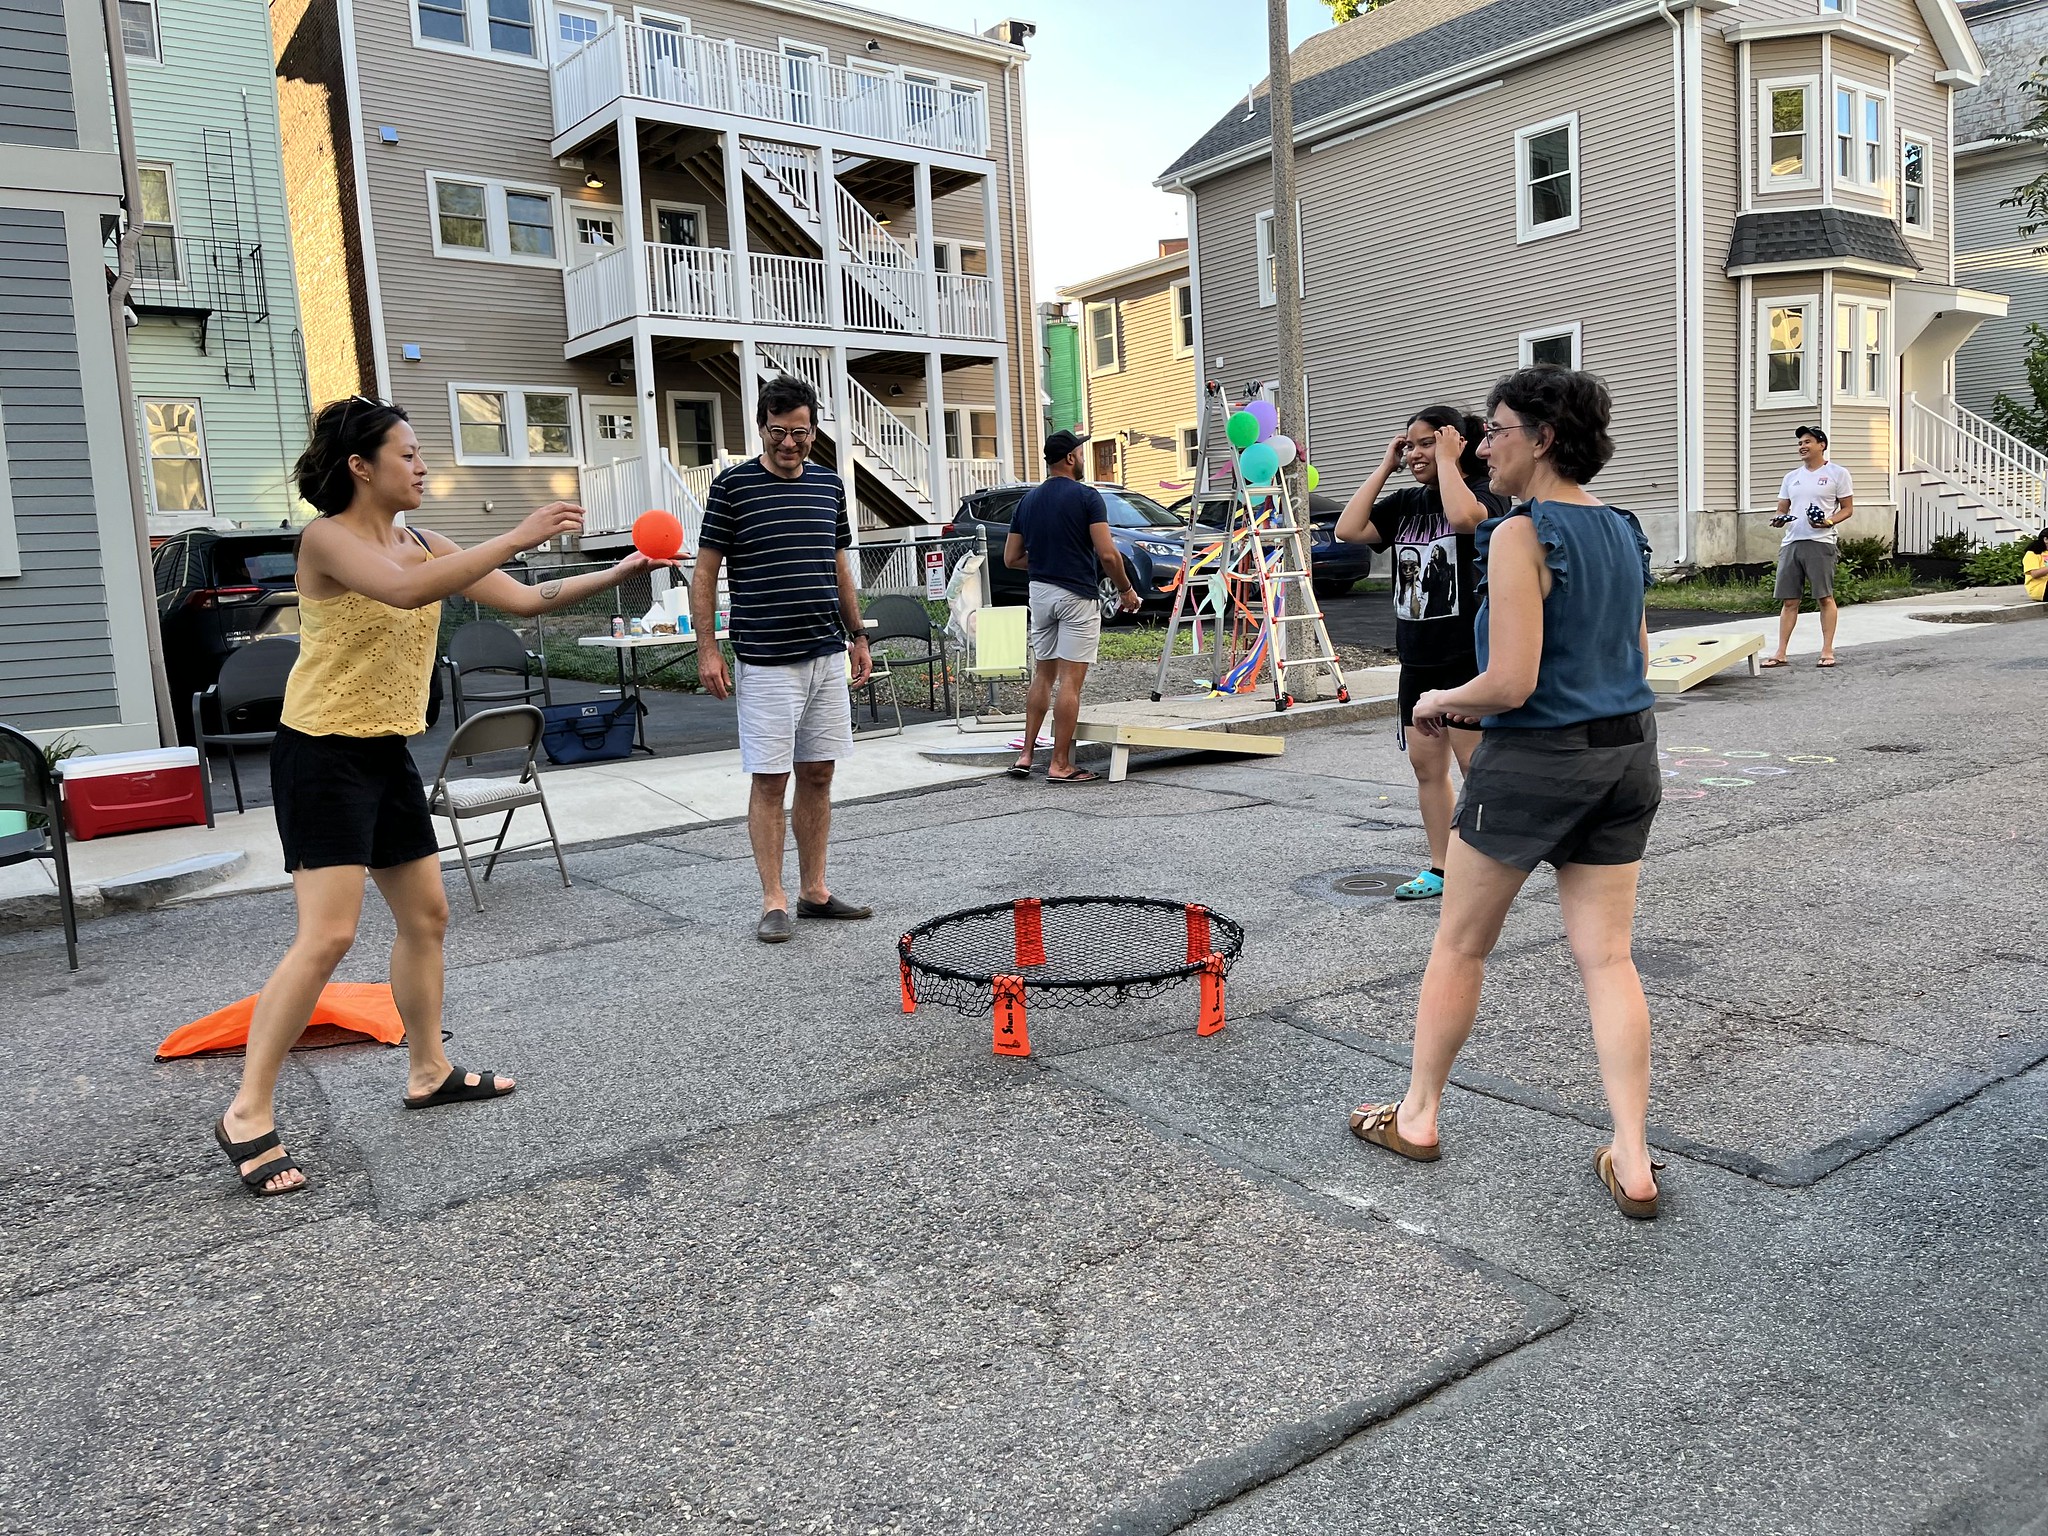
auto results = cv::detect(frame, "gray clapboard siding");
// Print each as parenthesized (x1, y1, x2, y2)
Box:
(0, 0, 76, 149)
(0, 208, 117, 731)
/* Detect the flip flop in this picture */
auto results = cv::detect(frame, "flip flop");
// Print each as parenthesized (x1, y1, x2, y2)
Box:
(1816, 657, 1838, 668)
(403, 1067, 515, 1109)
(213, 1116, 308, 1197)
(1006, 762, 1033, 780)
(1046, 770, 1100, 785)
(1593, 1146, 1660, 1220)
(1348, 1101, 1440, 1162)
(1759, 658, 1789, 669)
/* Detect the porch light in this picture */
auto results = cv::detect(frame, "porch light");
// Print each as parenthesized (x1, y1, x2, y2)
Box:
(584, 172, 605, 190)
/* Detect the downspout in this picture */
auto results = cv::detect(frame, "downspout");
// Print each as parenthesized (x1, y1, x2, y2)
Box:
(101, 0, 177, 744)
(1003, 53, 1038, 482)
(1659, 0, 1691, 566)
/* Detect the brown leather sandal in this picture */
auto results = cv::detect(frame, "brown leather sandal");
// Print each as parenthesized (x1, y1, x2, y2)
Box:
(1348, 1101, 1441, 1162)
(1593, 1146, 1661, 1220)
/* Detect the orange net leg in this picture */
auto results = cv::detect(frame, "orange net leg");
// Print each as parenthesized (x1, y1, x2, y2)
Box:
(899, 937, 917, 1014)
(1197, 955, 1227, 1037)
(992, 974, 1031, 1057)
(1014, 898, 1046, 968)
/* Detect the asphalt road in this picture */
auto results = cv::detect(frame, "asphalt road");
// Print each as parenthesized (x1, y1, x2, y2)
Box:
(4, 601, 2042, 1534)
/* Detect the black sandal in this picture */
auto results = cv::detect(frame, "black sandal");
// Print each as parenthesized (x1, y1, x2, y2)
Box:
(403, 1066, 516, 1109)
(213, 1116, 308, 1197)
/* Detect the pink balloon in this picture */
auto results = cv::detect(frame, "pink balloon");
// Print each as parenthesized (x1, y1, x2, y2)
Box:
(1247, 400, 1279, 442)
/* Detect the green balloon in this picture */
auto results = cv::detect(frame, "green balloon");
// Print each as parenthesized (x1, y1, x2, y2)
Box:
(1226, 411, 1260, 450)
(1304, 462, 1321, 492)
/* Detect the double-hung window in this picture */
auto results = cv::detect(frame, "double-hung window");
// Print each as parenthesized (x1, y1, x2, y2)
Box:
(1086, 301, 1119, 374)
(1759, 78, 1818, 191)
(1901, 133, 1932, 233)
(1834, 83, 1888, 192)
(142, 400, 211, 515)
(135, 162, 179, 281)
(118, 0, 160, 60)
(414, 0, 537, 60)
(1178, 425, 1200, 473)
(428, 175, 559, 264)
(451, 386, 580, 465)
(1834, 301, 1888, 401)
(1758, 296, 1817, 407)
(1255, 204, 1304, 307)
(1171, 280, 1194, 357)
(1516, 113, 1580, 241)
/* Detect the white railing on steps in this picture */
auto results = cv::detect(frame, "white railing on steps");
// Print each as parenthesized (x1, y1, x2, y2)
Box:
(1904, 393, 2048, 529)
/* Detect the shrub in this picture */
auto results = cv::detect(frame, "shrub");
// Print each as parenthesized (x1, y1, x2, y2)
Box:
(1925, 530, 1979, 562)
(1836, 534, 1894, 576)
(1963, 540, 2027, 587)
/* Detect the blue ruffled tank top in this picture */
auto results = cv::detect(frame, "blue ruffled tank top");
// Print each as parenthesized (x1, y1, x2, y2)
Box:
(1473, 499, 1656, 730)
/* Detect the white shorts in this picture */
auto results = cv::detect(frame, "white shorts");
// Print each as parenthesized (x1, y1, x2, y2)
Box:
(1028, 580, 1102, 665)
(735, 652, 855, 775)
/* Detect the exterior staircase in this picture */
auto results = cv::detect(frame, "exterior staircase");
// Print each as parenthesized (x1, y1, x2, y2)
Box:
(1900, 394, 2048, 552)
(737, 139, 926, 335)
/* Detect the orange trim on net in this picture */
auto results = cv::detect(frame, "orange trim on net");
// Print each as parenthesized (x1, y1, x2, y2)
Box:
(1013, 898, 1046, 968)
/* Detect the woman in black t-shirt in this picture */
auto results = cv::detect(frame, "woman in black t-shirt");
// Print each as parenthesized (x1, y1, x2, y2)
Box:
(1335, 405, 1509, 901)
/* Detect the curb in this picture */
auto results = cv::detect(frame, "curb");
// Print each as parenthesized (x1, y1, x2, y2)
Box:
(0, 848, 247, 934)
(916, 691, 1399, 768)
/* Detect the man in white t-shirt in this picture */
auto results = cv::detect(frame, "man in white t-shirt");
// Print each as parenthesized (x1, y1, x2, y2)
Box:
(1764, 425, 1854, 669)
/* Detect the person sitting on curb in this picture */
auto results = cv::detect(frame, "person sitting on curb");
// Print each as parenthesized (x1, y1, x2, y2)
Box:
(2025, 529, 2048, 602)
(1003, 429, 1141, 785)
(693, 374, 874, 944)
(1763, 425, 1853, 670)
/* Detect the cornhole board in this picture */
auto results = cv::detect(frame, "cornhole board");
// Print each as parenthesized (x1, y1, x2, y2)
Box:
(1071, 719, 1285, 782)
(1647, 630, 1766, 695)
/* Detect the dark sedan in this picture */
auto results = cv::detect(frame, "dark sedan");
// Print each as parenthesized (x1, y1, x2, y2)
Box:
(952, 483, 1194, 623)
(1165, 490, 1375, 600)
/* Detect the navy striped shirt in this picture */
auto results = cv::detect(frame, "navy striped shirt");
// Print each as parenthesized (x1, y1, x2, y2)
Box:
(698, 459, 853, 666)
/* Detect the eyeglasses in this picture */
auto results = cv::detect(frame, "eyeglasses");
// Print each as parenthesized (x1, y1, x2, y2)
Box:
(1479, 421, 1539, 444)
(765, 425, 816, 445)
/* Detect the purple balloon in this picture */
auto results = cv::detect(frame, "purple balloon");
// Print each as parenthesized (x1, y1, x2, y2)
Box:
(1247, 400, 1279, 442)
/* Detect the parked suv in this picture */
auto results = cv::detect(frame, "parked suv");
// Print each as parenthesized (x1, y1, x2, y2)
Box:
(153, 528, 302, 742)
(1165, 490, 1375, 600)
(952, 483, 1191, 623)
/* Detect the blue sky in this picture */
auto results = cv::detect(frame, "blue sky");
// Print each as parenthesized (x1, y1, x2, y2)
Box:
(882, 0, 1335, 299)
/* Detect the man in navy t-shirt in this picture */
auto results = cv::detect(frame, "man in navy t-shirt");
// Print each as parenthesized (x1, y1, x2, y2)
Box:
(694, 373, 873, 943)
(1002, 429, 1140, 783)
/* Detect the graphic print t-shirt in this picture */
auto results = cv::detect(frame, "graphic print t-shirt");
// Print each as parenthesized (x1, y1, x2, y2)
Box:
(1367, 478, 1508, 667)
(1777, 462, 1854, 545)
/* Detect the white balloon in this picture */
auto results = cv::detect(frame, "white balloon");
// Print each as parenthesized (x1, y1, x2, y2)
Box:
(1269, 434, 1298, 468)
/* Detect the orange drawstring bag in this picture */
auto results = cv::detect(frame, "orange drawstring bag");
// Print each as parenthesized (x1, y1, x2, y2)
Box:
(155, 982, 405, 1061)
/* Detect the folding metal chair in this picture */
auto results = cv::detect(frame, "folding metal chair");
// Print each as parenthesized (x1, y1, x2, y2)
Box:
(952, 606, 1032, 733)
(193, 636, 299, 826)
(424, 705, 570, 912)
(850, 648, 902, 738)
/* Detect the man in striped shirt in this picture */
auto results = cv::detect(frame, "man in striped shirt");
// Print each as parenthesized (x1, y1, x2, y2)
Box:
(693, 374, 874, 944)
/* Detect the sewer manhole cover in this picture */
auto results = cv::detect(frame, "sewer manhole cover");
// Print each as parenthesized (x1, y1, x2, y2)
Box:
(1298, 869, 1421, 909)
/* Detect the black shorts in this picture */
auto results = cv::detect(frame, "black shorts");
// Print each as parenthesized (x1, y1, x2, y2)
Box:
(272, 726, 439, 873)
(1452, 709, 1661, 871)
(1398, 659, 1481, 728)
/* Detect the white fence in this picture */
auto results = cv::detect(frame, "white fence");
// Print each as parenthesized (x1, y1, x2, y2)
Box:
(646, 243, 736, 320)
(848, 378, 931, 500)
(1904, 394, 2048, 529)
(580, 454, 706, 551)
(553, 23, 991, 156)
(748, 252, 829, 328)
(934, 272, 999, 341)
(564, 245, 634, 337)
(947, 457, 1008, 495)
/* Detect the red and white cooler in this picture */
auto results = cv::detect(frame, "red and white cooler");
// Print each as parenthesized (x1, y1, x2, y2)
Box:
(56, 747, 209, 840)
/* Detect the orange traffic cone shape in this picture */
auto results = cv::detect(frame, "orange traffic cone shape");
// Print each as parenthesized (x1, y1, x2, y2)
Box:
(1197, 955, 1227, 1037)
(992, 974, 1031, 1057)
(155, 982, 406, 1061)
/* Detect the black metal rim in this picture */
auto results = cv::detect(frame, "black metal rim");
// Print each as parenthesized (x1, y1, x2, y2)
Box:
(898, 894, 1244, 991)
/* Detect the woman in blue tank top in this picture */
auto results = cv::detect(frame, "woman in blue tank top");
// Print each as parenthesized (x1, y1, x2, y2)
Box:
(1348, 368, 1665, 1220)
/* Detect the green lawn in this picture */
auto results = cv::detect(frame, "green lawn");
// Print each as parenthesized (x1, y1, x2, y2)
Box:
(1648, 567, 1953, 614)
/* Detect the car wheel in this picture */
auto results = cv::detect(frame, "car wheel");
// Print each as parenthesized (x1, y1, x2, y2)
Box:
(1314, 578, 1358, 601)
(1098, 576, 1125, 625)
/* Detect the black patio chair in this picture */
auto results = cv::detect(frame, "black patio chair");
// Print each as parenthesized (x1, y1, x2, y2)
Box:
(864, 593, 948, 712)
(0, 722, 79, 970)
(442, 620, 552, 727)
(193, 635, 300, 826)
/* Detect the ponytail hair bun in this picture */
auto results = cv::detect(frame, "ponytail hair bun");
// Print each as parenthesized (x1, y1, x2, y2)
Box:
(295, 396, 410, 515)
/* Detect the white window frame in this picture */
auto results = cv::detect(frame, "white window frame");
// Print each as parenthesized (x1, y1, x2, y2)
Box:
(117, 0, 162, 63)
(1757, 294, 1819, 408)
(1819, 0, 1854, 13)
(1171, 279, 1194, 357)
(1901, 130, 1933, 235)
(426, 174, 562, 266)
(1833, 81, 1890, 195)
(1254, 204, 1305, 308)
(140, 397, 214, 518)
(1832, 298, 1890, 403)
(410, 0, 546, 67)
(1085, 300, 1120, 375)
(1519, 322, 1583, 370)
(448, 384, 583, 465)
(1177, 422, 1200, 474)
(665, 389, 726, 468)
(1515, 112, 1581, 243)
(649, 199, 706, 247)
(569, 203, 623, 266)
(1757, 76, 1820, 193)
(932, 239, 989, 275)
(552, 0, 611, 61)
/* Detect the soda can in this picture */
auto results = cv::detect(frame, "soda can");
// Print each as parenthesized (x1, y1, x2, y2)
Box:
(611, 616, 626, 638)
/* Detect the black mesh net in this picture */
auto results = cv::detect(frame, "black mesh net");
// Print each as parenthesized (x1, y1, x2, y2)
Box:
(898, 895, 1244, 1016)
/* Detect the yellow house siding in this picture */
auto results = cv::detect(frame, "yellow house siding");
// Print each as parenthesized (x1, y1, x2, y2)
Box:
(1077, 267, 1195, 504)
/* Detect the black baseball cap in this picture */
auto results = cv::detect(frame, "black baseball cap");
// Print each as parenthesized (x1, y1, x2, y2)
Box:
(1043, 429, 1091, 462)
(1795, 424, 1828, 445)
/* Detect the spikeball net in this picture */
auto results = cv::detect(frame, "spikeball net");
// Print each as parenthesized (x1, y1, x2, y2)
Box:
(898, 896, 1245, 1057)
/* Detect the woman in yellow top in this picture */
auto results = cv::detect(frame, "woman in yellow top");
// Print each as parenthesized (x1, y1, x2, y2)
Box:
(216, 397, 669, 1196)
(2025, 529, 2048, 602)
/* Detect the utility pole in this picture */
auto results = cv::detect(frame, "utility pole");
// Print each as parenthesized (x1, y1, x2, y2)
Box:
(1267, 0, 1315, 693)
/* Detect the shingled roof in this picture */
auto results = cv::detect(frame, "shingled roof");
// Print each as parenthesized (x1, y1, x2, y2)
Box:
(1159, 0, 1629, 183)
(1725, 209, 1921, 274)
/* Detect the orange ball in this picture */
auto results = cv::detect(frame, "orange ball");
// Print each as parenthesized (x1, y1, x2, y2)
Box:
(633, 509, 684, 561)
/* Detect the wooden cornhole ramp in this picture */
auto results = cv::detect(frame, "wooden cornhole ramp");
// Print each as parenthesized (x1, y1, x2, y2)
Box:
(1073, 706, 1285, 783)
(1648, 630, 1765, 695)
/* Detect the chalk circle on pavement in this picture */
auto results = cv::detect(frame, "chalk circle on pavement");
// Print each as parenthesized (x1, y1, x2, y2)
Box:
(1664, 788, 1709, 801)
(1785, 754, 1837, 764)
(1721, 750, 1772, 759)
(1674, 758, 1731, 769)
(1700, 776, 1756, 787)
(1665, 746, 1713, 756)
(1743, 765, 1793, 776)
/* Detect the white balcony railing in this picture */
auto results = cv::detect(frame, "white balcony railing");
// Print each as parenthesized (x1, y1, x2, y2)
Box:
(748, 252, 830, 328)
(948, 457, 1007, 495)
(841, 263, 924, 333)
(1904, 393, 2048, 527)
(581, 454, 706, 549)
(564, 244, 635, 336)
(646, 243, 736, 320)
(553, 22, 991, 157)
(934, 272, 1000, 341)
(848, 378, 931, 501)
